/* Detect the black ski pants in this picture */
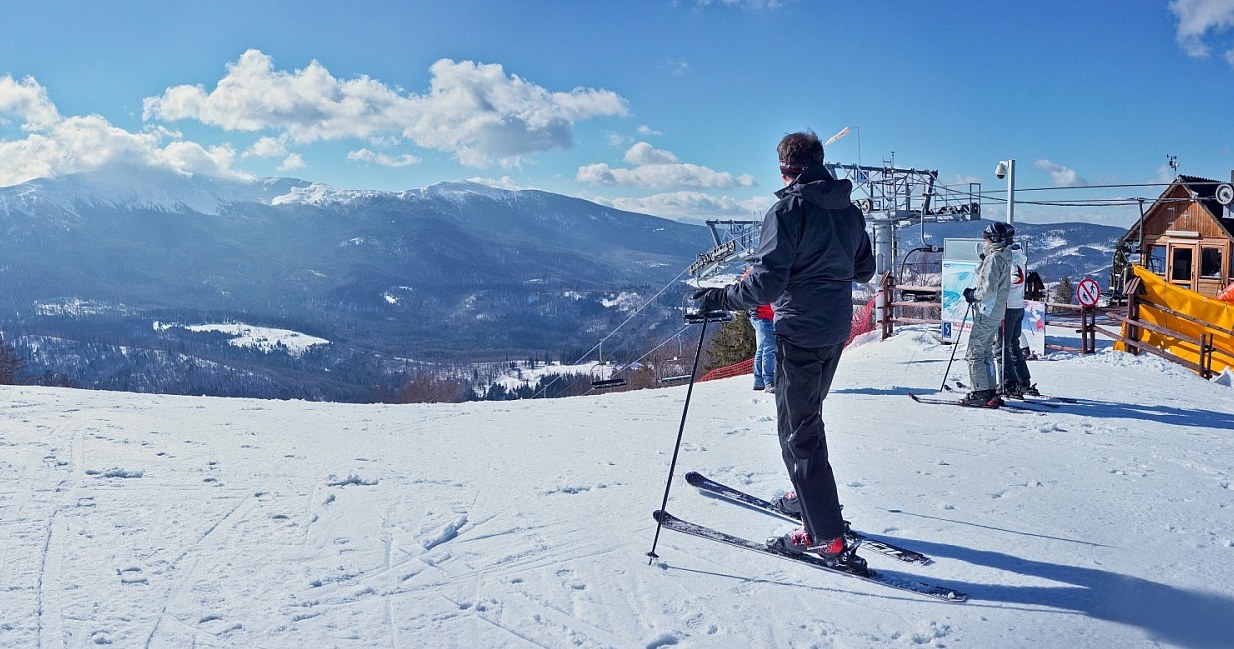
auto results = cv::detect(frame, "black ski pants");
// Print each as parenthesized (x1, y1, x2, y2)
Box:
(774, 337, 847, 542)
(1001, 307, 1032, 388)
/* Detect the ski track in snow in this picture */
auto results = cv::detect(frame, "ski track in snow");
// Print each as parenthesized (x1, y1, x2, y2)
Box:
(1, 329, 1233, 647)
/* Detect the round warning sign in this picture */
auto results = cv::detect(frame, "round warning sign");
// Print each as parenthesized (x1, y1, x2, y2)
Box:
(1216, 183, 1234, 206)
(1076, 277, 1101, 307)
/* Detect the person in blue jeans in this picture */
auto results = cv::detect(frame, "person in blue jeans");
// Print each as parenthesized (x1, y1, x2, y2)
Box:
(750, 304, 776, 392)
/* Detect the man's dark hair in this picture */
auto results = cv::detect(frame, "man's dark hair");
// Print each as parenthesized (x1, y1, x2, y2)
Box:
(777, 131, 824, 173)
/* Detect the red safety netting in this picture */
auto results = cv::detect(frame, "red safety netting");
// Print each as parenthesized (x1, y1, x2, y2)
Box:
(697, 357, 754, 382)
(847, 295, 878, 345)
(699, 295, 879, 382)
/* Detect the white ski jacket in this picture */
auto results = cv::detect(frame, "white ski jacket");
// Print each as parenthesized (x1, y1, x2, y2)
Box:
(970, 240, 1011, 318)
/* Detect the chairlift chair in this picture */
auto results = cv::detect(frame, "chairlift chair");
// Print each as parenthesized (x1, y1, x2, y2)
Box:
(590, 342, 627, 389)
(590, 365, 627, 389)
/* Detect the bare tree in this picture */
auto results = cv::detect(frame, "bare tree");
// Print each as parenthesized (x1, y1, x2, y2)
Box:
(395, 372, 470, 403)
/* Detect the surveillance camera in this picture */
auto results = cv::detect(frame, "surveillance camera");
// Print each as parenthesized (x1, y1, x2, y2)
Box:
(994, 162, 1008, 179)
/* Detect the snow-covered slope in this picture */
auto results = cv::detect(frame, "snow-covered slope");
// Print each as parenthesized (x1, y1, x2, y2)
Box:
(2, 330, 1231, 647)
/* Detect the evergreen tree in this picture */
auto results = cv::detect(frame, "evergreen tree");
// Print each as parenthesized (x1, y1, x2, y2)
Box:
(1053, 276, 1074, 311)
(0, 338, 25, 385)
(702, 311, 756, 371)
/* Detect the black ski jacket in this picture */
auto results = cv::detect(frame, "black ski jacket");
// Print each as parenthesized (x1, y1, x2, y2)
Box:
(719, 164, 875, 348)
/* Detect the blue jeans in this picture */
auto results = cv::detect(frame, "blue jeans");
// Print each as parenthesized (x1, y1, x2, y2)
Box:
(752, 317, 776, 388)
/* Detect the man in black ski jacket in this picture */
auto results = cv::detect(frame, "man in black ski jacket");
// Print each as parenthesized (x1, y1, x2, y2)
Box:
(694, 130, 874, 564)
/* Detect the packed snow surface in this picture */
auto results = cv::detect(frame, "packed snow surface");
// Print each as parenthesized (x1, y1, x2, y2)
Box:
(2, 330, 1232, 648)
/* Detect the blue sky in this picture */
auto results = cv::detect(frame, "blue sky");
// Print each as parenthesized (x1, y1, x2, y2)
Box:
(2, 0, 1233, 227)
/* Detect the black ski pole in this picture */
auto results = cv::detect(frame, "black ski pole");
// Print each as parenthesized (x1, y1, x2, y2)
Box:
(646, 313, 713, 564)
(940, 301, 972, 392)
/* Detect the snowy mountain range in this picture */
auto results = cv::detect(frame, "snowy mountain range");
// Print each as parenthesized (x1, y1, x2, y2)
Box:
(0, 169, 1123, 400)
(0, 169, 712, 399)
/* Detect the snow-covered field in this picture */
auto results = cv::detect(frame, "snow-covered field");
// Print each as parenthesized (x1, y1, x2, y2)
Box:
(2, 329, 1232, 648)
(155, 322, 330, 357)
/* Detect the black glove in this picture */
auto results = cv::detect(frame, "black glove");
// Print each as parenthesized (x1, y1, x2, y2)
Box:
(962, 287, 976, 304)
(692, 287, 727, 313)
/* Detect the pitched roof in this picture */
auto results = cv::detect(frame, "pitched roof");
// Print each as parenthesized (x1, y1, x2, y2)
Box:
(1177, 174, 1234, 240)
(1123, 175, 1234, 243)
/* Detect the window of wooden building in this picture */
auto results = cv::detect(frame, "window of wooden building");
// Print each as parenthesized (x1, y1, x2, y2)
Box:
(1148, 245, 1166, 275)
(1171, 246, 1193, 283)
(1201, 247, 1223, 279)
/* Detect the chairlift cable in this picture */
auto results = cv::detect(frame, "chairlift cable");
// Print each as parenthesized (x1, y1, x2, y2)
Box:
(530, 261, 698, 399)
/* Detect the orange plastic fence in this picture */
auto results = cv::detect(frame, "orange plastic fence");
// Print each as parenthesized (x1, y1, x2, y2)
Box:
(698, 358, 754, 382)
(698, 296, 879, 382)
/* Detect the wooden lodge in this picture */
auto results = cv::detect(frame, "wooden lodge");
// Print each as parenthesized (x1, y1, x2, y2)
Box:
(1117, 174, 1234, 298)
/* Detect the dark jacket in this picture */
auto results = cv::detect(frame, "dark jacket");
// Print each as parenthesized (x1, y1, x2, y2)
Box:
(720, 164, 875, 348)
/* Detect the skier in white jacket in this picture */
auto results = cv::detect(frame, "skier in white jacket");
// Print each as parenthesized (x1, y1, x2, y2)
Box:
(961, 222, 1013, 407)
(1001, 241, 1040, 398)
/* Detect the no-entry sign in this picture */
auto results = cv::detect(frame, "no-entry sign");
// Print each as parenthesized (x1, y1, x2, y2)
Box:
(1076, 277, 1101, 307)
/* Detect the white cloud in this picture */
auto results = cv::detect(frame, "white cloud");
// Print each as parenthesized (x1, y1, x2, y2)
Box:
(245, 136, 288, 158)
(669, 60, 689, 76)
(278, 153, 306, 171)
(594, 190, 772, 222)
(623, 141, 678, 165)
(577, 162, 757, 189)
(637, 125, 664, 137)
(347, 148, 420, 168)
(0, 75, 60, 130)
(0, 74, 243, 186)
(578, 143, 755, 190)
(1034, 159, 1088, 187)
(1169, 0, 1234, 62)
(143, 50, 629, 168)
(949, 174, 983, 186)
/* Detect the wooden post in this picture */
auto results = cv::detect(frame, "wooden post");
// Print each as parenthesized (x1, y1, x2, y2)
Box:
(1201, 333, 1214, 379)
(1082, 306, 1096, 354)
(880, 273, 894, 340)
(1125, 277, 1142, 356)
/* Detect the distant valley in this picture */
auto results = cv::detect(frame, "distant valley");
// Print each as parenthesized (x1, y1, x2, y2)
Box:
(0, 169, 1123, 401)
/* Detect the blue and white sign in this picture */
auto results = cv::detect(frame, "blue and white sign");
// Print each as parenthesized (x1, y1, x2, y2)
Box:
(941, 238, 984, 342)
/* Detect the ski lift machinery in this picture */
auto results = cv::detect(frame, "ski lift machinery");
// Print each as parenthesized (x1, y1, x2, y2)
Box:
(825, 162, 981, 325)
(685, 219, 760, 323)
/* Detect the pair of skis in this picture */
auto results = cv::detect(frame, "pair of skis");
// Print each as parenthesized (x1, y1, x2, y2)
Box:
(654, 472, 967, 602)
(910, 388, 1073, 412)
(947, 380, 1076, 406)
(908, 391, 1048, 412)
